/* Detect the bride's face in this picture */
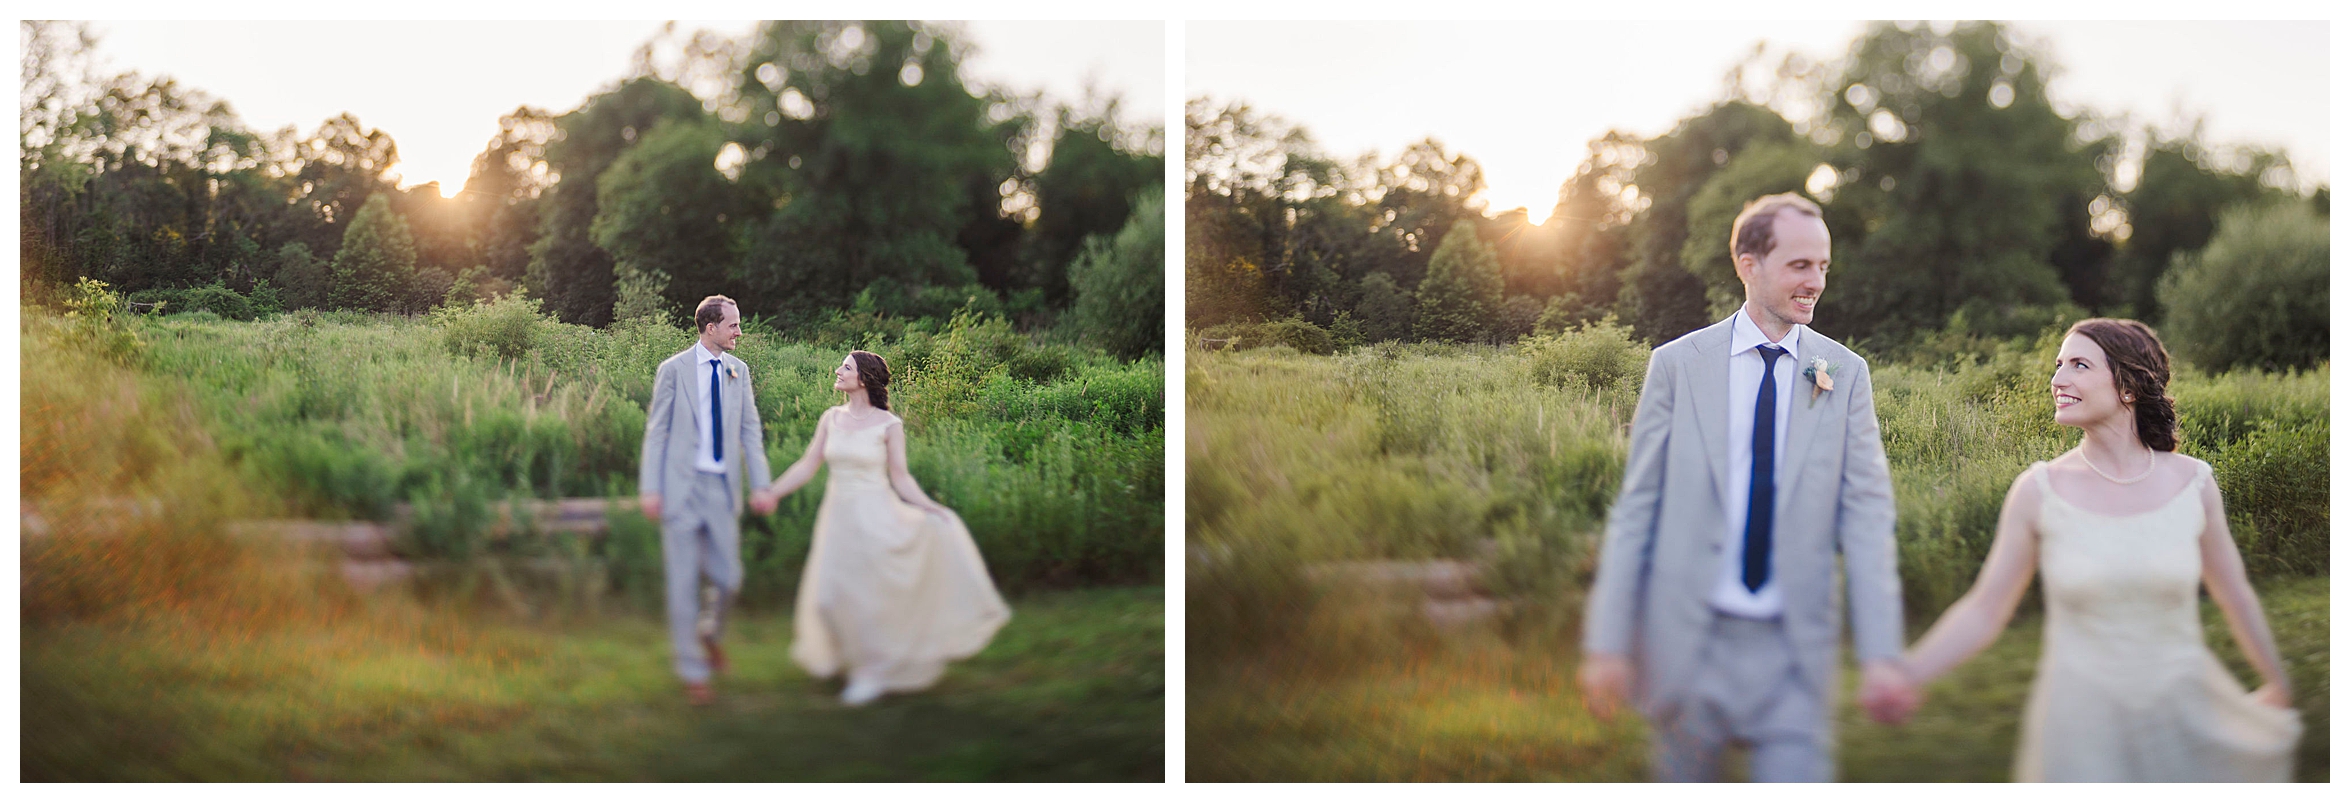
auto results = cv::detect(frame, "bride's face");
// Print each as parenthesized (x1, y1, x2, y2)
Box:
(834, 356, 862, 393)
(2050, 333, 2125, 429)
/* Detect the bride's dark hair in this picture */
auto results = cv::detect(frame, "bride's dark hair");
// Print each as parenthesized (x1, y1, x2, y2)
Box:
(848, 350, 891, 411)
(2066, 318, 2178, 452)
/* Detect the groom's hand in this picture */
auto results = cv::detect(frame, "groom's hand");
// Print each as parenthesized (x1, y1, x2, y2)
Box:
(1859, 660, 1920, 725)
(639, 493, 662, 520)
(1578, 653, 1633, 722)
(750, 491, 778, 516)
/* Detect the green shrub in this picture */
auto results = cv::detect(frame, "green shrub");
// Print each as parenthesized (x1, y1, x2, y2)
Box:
(2160, 201, 2329, 373)
(1519, 317, 1645, 391)
(60, 277, 145, 365)
(1069, 189, 1165, 360)
(1258, 317, 1335, 355)
(1008, 343, 1077, 383)
(432, 292, 556, 360)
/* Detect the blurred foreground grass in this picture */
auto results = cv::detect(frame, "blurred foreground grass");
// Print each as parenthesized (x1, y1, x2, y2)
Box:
(1189, 576, 2324, 782)
(24, 585, 1164, 781)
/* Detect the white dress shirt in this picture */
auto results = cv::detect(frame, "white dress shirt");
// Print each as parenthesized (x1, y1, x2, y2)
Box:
(1708, 308, 1802, 619)
(690, 341, 728, 475)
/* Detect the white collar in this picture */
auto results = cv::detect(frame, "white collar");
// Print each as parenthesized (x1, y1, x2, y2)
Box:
(691, 341, 723, 367)
(1727, 307, 1802, 361)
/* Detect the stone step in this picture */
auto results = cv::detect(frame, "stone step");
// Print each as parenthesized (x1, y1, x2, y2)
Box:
(1305, 559, 1488, 600)
(1304, 556, 1504, 631)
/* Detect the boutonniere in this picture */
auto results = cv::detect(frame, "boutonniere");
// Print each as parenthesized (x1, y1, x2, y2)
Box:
(725, 364, 739, 380)
(1803, 358, 1838, 406)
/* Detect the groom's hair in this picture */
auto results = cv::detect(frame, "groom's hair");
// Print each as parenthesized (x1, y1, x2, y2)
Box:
(694, 295, 737, 335)
(1730, 193, 1824, 262)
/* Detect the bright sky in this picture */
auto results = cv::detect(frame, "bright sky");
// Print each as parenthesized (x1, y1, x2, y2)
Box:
(1189, 21, 2329, 225)
(84, 20, 1166, 197)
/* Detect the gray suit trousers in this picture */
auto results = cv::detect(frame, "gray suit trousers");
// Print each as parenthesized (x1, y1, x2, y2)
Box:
(1650, 613, 1834, 782)
(664, 471, 743, 683)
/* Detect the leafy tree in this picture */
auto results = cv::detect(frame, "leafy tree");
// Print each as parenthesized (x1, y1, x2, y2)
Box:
(286, 113, 402, 257)
(590, 118, 757, 322)
(1546, 149, 1635, 326)
(2115, 132, 2286, 321)
(526, 77, 707, 327)
(272, 242, 330, 309)
(1352, 272, 1415, 343)
(1497, 294, 1544, 342)
(1619, 101, 1796, 343)
(1818, 21, 2105, 341)
(329, 194, 418, 312)
(1414, 222, 1504, 342)
(1679, 141, 1820, 316)
(406, 266, 455, 315)
(1026, 100, 1165, 305)
(2158, 201, 2328, 373)
(1069, 189, 1165, 360)
(1182, 100, 1285, 328)
(1482, 208, 1566, 302)
(732, 21, 1026, 322)
(1370, 138, 1487, 292)
(461, 106, 558, 286)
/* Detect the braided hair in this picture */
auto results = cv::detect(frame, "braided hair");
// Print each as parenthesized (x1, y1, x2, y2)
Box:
(848, 350, 891, 411)
(2066, 318, 2179, 451)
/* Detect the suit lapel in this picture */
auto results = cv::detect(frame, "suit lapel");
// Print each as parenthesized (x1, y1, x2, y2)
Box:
(1687, 320, 1733, 505)
(1776, 329, 1828, 518)
(682, 350, 706, 430)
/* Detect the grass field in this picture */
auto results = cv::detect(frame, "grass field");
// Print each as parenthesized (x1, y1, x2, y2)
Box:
(24, 586, 1165, 781)
(21, 292, 1165, 781)
(1189, 577, 2326, 782)
(1186, 333, 2328, 781)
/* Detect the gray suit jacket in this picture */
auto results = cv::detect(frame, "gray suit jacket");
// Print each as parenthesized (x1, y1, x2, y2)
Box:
(639, 347, 773, 520)
(1582, 317, 1902, 714)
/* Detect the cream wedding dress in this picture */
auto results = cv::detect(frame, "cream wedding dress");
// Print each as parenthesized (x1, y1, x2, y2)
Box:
(790, 409, 1011, 694)
(2016, 461, 2300, 782)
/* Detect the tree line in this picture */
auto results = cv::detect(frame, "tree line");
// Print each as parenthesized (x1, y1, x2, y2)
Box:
(1185, 21, 2327, 372)
(20, 21, 1166, 358)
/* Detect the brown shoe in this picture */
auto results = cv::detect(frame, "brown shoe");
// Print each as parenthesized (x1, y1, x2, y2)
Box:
(703, 636, 729, 676)
(684, 681, 715, 707)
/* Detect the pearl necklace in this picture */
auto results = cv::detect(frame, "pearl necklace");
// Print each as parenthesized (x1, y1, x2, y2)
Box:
(2079, 446, 2155, 485)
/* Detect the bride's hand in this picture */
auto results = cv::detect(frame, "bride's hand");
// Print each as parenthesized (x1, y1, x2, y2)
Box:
(2252, 683, 2292, 710)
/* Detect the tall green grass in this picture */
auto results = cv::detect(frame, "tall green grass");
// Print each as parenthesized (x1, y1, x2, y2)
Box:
(1188, 330, 2328, 780)
(1189, 332, 2328, 665)
(31, 296, 1162, 605)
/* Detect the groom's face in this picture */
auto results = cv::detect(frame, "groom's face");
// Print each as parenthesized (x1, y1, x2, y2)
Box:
(1737, 212, 1832, 331)
(701, 303, 742, 352)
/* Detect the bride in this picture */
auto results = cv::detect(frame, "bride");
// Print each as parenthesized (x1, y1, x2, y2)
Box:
(1892, 318, 2300, 781)
(753, 350, 1011, 706)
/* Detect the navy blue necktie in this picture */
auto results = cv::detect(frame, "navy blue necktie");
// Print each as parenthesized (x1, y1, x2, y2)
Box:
(1744, 344, 1785, 592)
(709, 358, 724, 463)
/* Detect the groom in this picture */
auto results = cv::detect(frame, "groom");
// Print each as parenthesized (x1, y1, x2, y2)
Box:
(640, 295, 779, 705)
(1578, 194, 1917, 781)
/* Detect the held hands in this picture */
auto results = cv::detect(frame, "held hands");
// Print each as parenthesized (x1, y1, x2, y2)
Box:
(749, 487, 782, 516)
(2251, 683, 2292, 711)
(1577, 653, 1635, 722)
(1858, 660, 1923, 725)
(639, 493, 662, 521)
